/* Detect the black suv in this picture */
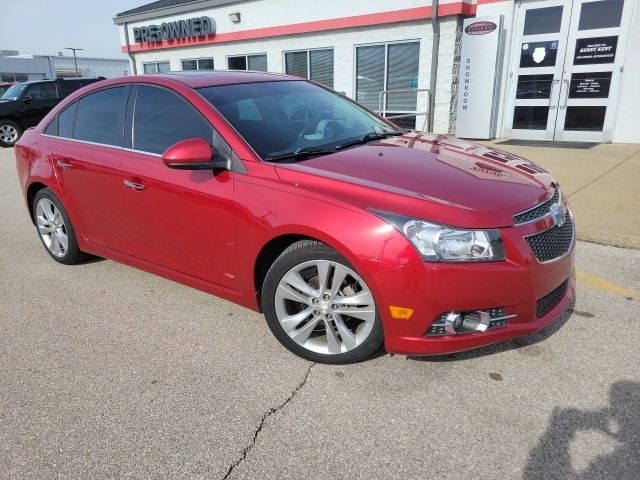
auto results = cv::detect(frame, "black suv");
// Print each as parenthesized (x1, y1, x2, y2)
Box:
(0, 77, 105, 147)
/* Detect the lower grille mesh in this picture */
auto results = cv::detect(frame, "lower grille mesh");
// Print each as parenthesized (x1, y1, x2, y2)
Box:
(536, 280, 568, 318)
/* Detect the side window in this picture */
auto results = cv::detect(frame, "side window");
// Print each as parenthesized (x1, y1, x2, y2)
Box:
(74, 87, 127, 146)
(132, 86, 213, 155)
(58, 81, 85, 98)
(59, 102, 78, 139)
(26, 83, 58, 100)
(43, 102, 77, 138)
(44, 116, 59, 136)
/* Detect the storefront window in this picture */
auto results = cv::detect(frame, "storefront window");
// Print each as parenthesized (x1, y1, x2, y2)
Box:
(356, 41, 420, 129)
(181, 58, 214, 71)
(227, 54, 267, 72)
(284, 49, 334, 89)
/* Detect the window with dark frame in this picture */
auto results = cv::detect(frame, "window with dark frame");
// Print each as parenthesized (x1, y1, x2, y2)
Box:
(142, 61, 170, 74)
(284, 49, 334, 89)
(227, 54, 267, 72)
(181, 58, 214, 71)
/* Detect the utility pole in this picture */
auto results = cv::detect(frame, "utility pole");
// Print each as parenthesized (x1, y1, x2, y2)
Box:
(65, 47, 83, 77)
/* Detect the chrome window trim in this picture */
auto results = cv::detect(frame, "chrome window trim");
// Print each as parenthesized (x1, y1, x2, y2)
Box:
(123, 147, 162, 158)
(41, 133, 124, 151)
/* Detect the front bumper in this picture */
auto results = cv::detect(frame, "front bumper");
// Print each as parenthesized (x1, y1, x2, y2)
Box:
(365, 218, 576, 356)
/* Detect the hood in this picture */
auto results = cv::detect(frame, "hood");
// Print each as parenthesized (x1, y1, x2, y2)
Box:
(274, 133, 556, 228)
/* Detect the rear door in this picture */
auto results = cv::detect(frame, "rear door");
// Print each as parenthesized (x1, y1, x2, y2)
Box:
(46, 85, 132, 250)
(117, 84, 239, 289)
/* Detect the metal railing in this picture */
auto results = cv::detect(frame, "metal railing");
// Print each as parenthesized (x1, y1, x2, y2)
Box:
(377, 88, 431, 132)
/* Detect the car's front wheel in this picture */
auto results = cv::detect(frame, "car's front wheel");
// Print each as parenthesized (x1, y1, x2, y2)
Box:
(262, 240, 383, 364)
(32, 188, 87, 265)
(0, 120, 22, 147)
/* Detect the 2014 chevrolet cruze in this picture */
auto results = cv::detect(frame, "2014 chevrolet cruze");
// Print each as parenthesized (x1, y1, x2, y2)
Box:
(15, 72, 575, 364)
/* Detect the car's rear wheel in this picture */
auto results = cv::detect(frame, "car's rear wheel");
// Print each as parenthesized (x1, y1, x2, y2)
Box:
(0, 120, 22, 147)
(32, 188, 86, 265)
(262, 240, 383, 364)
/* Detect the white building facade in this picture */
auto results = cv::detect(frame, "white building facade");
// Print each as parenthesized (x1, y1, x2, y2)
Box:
(114, 0, 640, 143)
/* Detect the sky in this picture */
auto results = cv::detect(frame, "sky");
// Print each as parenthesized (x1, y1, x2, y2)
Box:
(0, 0, 148, 59)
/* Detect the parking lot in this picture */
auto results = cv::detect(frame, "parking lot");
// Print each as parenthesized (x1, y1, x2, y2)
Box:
(1, 146, 639, 479)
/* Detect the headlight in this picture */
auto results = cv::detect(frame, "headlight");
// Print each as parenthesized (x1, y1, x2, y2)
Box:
(372, 211, 505, 262)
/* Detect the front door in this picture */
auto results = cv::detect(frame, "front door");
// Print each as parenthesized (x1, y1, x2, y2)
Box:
(506, 0, 632, 142)
(118, 84, 240, 290)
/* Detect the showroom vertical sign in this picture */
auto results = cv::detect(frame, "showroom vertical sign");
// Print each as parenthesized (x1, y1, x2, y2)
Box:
(456, 15, 504, 139)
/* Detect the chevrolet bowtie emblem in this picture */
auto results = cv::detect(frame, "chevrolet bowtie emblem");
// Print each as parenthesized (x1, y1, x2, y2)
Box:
(549, 203, 566, 227)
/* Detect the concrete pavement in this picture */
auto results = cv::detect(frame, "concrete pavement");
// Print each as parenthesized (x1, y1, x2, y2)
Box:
(482, 140, 640, 249)
(1, 146, 639, 479)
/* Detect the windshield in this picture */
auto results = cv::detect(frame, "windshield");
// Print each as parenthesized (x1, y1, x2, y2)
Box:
(198, 80, 398, 160)
(0, 83, 27, 101)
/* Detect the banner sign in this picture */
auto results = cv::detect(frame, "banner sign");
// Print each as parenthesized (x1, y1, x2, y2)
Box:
(574, 36, 618, 65)
(456, 15, 504, 139)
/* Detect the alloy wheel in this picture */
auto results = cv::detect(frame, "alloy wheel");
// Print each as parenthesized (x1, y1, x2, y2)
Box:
(35, 198, 68, 258)
(0, 124, 18, 144)
(274, 259, 376, 355)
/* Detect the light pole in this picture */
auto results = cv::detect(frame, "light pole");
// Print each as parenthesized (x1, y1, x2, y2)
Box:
(65, 47, 83, 77)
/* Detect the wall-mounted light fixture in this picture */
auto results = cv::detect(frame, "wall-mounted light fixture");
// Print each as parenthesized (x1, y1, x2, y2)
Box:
(229, 12, 241, 23)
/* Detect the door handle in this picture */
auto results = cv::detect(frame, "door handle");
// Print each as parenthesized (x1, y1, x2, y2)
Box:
(548, 79, 560, 110)
(559, 78, 570, 110)
(56, 159, 72, 170)
(123, 179, 146, 191)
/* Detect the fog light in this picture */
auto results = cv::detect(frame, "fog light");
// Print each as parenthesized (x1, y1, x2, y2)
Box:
(426, 308, 516, 336)
(444, 312, 463, 334)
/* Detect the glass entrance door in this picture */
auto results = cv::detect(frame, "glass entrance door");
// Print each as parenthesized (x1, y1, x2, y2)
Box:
(507, 0, 632, 142)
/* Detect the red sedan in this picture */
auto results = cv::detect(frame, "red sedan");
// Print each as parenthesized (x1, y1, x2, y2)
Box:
(15, 72, 575, 363)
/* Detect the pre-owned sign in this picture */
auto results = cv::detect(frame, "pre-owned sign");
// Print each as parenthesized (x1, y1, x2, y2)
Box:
(133, 17, 216, 43)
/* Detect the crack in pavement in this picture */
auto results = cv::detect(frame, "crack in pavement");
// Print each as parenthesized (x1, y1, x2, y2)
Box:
(221, 362, 316, 480)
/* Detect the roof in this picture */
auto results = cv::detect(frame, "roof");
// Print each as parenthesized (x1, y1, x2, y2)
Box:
(116, 0, 196, 17)
(150, 70, 294, 88)
(114, 0, 243, 24)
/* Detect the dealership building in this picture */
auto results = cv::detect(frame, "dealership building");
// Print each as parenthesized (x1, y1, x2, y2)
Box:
(114, 0, 639, 143)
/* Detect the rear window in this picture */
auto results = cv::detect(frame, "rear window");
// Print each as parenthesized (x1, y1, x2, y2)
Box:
(59, 81, 86, 98)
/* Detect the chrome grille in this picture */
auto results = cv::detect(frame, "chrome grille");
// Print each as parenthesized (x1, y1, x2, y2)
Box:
(525, 212, 574, 262)
(514, 189, 560, 224)
(536, 280, 568, 318)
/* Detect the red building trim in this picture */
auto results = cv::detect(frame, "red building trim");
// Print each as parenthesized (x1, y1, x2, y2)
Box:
(122, 2, 477, 53)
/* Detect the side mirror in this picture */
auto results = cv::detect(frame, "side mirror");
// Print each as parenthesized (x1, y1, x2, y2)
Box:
(22, 95, 33, 103)
(162, 138, 228, 171)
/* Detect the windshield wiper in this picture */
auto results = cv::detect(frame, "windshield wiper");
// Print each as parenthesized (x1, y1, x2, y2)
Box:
(334, 131, 404, 150)
(265, 147, 335, 162)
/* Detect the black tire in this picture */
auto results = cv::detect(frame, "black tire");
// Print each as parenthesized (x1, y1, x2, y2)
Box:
(32, 188, 87, 265)
(262, 240, 383, 364)
(0, 119, 22, 147)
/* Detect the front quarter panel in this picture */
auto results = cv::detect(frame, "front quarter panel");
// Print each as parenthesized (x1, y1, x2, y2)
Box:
(235, 161, 420, 295)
